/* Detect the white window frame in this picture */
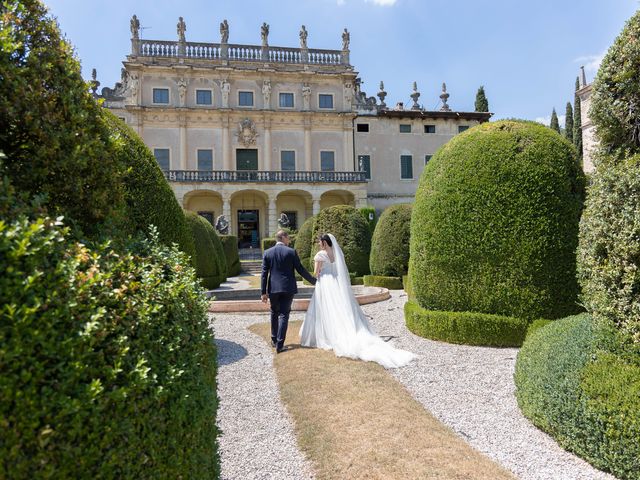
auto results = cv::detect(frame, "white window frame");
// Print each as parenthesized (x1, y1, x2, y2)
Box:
(153, 147, 172, 171)
(278, 91, 296, 109)
(196, 148, 214, 171)
(238, 90, 255, 108)
(279, 149, 297, 171)
(152, 87, 170, 105)
(195, 89, 214, 106)
(424, 154, 433, 166)
(357, 154, 371, 180)
(400, 154, 414, 180)
(399, 123, 412, 133)
(320, 149, 336, 171)
(317, 93, 335, 110)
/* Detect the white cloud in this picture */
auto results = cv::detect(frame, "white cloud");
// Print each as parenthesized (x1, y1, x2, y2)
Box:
(535, 114, 567, 128)
(336, 0, 345, 4)
(364, 0, 399, 5)
(574, 51, 605, 75)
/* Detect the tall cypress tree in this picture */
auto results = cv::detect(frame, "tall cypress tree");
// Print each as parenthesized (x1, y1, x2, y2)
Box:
(574, 76, 583, 161)
(550, 108, 561, 133)
(565, 101, 574, 143)
(474, 85, 489, 112)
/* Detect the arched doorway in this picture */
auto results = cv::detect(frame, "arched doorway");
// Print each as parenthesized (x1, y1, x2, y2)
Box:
(276, 189, 313, 231)
(230, 190, 268, 248)
(183, 189, 223, 226)
(320, 189, 355, 210)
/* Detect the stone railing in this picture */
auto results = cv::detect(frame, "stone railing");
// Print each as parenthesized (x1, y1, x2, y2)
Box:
(164, 170, 367, 183)
(136, 39, 347, 65)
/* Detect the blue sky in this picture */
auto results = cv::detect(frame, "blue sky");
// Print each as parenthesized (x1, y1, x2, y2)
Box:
(45, 0, 637, 124)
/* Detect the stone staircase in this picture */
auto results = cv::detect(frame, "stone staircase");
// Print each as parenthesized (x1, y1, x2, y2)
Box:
(241, 260, 262, 275)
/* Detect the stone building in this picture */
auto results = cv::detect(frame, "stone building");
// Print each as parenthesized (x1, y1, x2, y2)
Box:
(575, 67, 596, 172)
(100, 16, 490, 247)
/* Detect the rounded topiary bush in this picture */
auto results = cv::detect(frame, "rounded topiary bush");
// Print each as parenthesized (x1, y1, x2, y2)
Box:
(0, 217, 219, 479)
(515, 314, 640, 479)
(578, 154, 640, 344)
(312, 205, 371, 277)
(207, 223, 227, 282)
(296, 215, 316, 269)
(186, 212, 225, 289)
(104, 112, 195, 259)
(590, 10, 640, 159)
(370, 203, 412, 277)
(410, 120, 585, 325)
(219, 235, 240, 277)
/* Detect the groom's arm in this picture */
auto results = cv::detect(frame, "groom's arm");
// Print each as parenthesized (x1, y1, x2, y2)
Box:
(261, 252, 270, 302)
(293, 251, 316, 285)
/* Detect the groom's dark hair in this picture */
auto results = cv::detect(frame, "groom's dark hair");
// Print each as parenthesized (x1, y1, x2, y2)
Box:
(318, 234, 333, 247)
(276, 230, 289, 242)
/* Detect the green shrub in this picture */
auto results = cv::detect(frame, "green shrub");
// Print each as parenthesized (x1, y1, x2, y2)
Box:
(296, 215, 316, 269)
(359, 206, 377, 235)
(363, 275, 404, 290)
(313, 205, 371, 277)
(103, 111, 195, 260)
(526, 319, 553, 339)
(577, 154, 640, 344)
(589, 10, 640, 160)
(515, 314, 640, 479)
(0, 1, 126, 237)
(207, 224, 227, 282)
(405, 300, 531, 347)
(219, 235, 241, 277)
(410, 120, 585, 322)
(402, 274, 411, 297)
(262, 238, 276, 251)
(370, 204, 412, 277)
(186, 212, 224, 289)
(351, 276, 364, 286)
(0, 217, 219, 479)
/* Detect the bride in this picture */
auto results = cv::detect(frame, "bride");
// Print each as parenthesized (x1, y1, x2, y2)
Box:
(300, 233, 416, 369)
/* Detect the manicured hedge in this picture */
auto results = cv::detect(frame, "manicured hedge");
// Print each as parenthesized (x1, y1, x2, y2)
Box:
(207, 224, 227, 282)
(262, 238, 276, 251)
(578, 154, 640, 344)
(186, 212, 225, 289)
(0, 1, 126, 237)
(0, 216, 219, 479)
(515, 314, 640, 479)
(219, 235, 241, 277)
(370, 204, 412, 277)
(405, 300, 531, 347)
(103, 112, 195, 260)
(410, 120, 585, 322)
(363, 275, 404, 290)
(295, 215, 316, 269)
(590, 10, 640, 159)
(313, 205, 371, 277)
(359, 206, 377, 235)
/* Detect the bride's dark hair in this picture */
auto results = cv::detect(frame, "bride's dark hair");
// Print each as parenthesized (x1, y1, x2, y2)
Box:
(318, 233, 333, 247)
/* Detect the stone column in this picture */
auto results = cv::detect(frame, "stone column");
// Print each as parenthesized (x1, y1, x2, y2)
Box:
(268, 197, 278, 237)
(179, 115, 187, 170)
(264, 118, 272, 171)
(312, 196, 321, 215)
(222, 194, 232, 234)
(222, 116, 232, 170)
(343, 127, 352, 172)
(304, 121, 312, 171)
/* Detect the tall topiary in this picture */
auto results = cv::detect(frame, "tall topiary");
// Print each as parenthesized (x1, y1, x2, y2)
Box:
(103, 111, 195, 259)
(312, 205, 371, 277)
(590, 10, 640, 160)
(410, 120, 585, 322)
(207, 225, 228, 283)
(186, 212, 224, 289)
(574, 76, 583, 162)
(565, 101, 574, 143)
(359, 206, 377, 236)
(474, 86, 489, 112)
(370, 204, 412, 277)
(296, 215, 316, 268)
(0, 0, 126, 237)
(550, 108, 561, 133)
(219, 235, 241, 277)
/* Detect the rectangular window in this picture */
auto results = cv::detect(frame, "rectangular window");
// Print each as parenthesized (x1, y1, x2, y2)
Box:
(282, 211, 298, 230)
(400, 155, 413, 179)
(279, 92, 294, 108)
(356, 123, 370, 133)
(281, 150, 296, 171)
(153, 88, 169, 104)
(318, 94, 334, 109)
(154, 148, 170, 171)
(399, 124, 412, 133)
(458, 125, 470, 133)
(425, 155, 433, 165)
(196, 89, 212, 105)
(197, 149, 213, 170)
(238, 91, 254, 107)
(320, 151, 335, 171)
(424, 124, 436, 133)
(358, 155, 371, 180)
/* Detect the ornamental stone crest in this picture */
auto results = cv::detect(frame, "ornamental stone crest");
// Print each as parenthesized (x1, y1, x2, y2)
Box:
(235, 118, 259, 147)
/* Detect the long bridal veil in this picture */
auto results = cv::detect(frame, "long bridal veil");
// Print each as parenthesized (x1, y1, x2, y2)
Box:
(300, 234, 415, 369)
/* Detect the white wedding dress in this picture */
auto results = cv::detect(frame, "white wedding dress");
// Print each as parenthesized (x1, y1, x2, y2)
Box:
(300, 234, 416, 369)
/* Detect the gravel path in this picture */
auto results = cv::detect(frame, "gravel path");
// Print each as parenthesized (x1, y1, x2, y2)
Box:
(211, 312, 314, 480)
(361, 291, 616, 480)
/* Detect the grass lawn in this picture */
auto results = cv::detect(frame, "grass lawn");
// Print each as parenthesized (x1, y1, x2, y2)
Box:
(249, 321, 515, 480)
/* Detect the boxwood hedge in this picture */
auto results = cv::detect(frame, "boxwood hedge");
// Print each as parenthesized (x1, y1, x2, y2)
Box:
(312, 205, 371, 277)
(409, 120, 585, 323)
(370, 204, 412, 277)
(219, 235, 241, 277)
(186, 212, 225, 289)
(207, 223, 227, 282)
(0, 216, 219, 479)
(295, 215, 316, 269)
(363, 275, 404, 290)
(515, 315, 640, 479)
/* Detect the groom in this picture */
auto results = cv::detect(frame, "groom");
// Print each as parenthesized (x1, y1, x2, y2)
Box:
(261, 230, 316, 353)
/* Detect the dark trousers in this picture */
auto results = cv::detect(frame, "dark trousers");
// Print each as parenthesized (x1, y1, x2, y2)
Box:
(269, 292, 295, 350)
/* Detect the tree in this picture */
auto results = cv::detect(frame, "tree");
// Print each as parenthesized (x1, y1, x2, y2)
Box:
(565, 102, 574, 143)
(574, 77, 583, 162)
(474, 86, 489, 112)
(550, 108, 561, 133)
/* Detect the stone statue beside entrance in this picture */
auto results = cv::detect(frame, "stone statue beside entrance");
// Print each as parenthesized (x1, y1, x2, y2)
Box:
(215, 215, 230, 235)
(278, 212, 290, 229)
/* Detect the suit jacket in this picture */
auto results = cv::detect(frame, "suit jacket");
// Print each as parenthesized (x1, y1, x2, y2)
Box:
(261, 243, 316, 295)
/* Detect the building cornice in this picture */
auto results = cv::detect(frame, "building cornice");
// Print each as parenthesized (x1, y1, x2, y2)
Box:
(375, 110, 492, 122)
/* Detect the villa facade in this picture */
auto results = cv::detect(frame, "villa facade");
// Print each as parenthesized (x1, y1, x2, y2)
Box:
(100, 16, 490, 246)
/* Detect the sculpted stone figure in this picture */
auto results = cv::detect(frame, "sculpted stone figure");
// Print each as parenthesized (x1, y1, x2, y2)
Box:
(262, 80, 271, 108)
(177, 17, 186, 42)
(220, 19, 229, 43)
(221, 80, 230, 107)
(342, 28, 350, 50)
(302, 83, 311, 110)
(177, 78, 187, 106)
(215, 215, 229, 235)
(299, 25, 308, 49)
(130, 14, 140, 39)
(261, 22, 270, 46)
(278, 213, 290, 229)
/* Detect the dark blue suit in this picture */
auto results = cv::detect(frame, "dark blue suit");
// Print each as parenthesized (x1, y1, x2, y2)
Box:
(261, 243, 316, 350)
